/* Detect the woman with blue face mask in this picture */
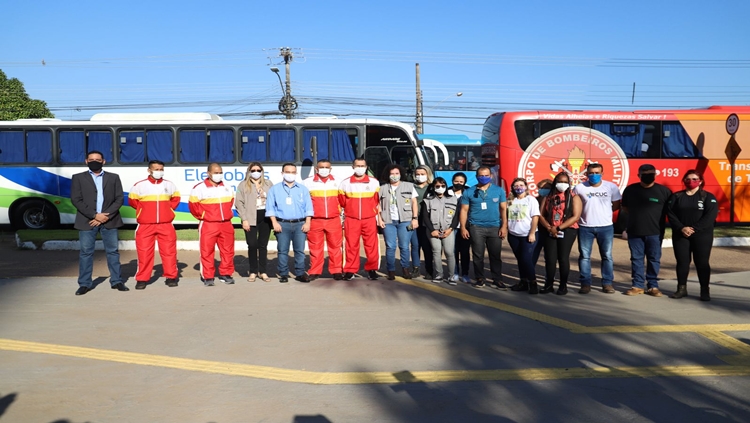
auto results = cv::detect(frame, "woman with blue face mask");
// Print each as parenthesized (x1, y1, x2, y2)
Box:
(507, 178, 541, 294)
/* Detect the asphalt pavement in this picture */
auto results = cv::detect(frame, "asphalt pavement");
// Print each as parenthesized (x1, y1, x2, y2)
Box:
(1, 231, 749, 422)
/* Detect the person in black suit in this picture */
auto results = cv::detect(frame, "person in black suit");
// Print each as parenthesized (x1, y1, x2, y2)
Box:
(70, 150, 128, 295)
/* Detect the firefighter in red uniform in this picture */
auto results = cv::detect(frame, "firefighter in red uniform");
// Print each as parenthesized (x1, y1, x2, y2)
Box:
(129, 160, 181, 289)
(303, 159, 343, 280)
(189, 163, 236, 286)
(338, 157, 381, 280)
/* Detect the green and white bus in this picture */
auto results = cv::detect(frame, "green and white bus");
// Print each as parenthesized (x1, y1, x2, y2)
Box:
(0, 113, 437, 229)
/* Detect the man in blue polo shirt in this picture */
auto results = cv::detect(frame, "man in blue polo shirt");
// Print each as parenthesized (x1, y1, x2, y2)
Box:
(459, 166, 508, 288)
(266, 162, 314, 283)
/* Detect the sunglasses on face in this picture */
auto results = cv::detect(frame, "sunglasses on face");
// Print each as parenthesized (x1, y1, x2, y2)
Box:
(250, 168, 262, 172)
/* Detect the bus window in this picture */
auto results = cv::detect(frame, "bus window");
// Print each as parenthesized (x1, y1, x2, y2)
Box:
(59, 130, 113, 164)
(481, 113, 503, 145)
(391, 146, 420, 181)
(445, 146, 465, 170)
(662, 122, 700, 158)
(364, 146, 390, 181)
(119, 131, 146, 163)
(303, 129, 328, 166)
(331, 128, 357, 162)
(592, 123, 644, 158)
(0, 130, 52, 164)
(269, 129, 294, 162)
(241, 129, 267, 162)
(208, 129, 234, 163)
(147, 130, 174, 163)
(179, 129, 234, 163)
(366, 125, 411, 147)
(467, 146, 481, 171)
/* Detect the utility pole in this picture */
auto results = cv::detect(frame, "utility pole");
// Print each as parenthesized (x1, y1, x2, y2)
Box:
(268, 47, 299, 119)
(416, 63, 423, 134)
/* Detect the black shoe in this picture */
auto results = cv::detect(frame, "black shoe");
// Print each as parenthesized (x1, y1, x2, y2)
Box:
(402, 268, 412, 279)
(135, 282, 147, 290)
(343, 272, 356, 280)
(539, 283, 555, 294)
(511, 280, 529, 292)
(670, 285, 688, 299)
(412, 266, 421, 278)
(218, 275, 235, 285)
(279, 276, 289, 283)
(528, 281, 539, 295)
(700, 287, 710, 301)
(165, 278, 178, 287)
(308, 274, 320, 281)
(387, 271, 396, 280)
(368, 270, 379, 280)
(111, 283, 129, 292)
(492, 281, 507, 290)
(474, 279, 486, 288)
(75, 286, 90, 296)
(333, 273, 343, 280)
(556, 285, 568, 296)
(203, 278, 215, 286)
(296, 274, 311, 283)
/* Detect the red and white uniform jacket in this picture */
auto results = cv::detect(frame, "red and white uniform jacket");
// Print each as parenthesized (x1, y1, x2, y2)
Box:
(303, 174, 341, 219)
(338, 175, 380, 220)
(189, 179, 234, 222)
(128, 177, 181, 224)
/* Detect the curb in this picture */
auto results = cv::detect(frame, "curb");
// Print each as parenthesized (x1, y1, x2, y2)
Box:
(659, 237, 750, 248)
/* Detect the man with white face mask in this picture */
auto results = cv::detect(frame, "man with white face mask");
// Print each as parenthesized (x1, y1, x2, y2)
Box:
(189, 163, 236, 286)
(266, 162, 314, 283)
(303, 159, 344, 280)
(338, 157, 381, 280)
(129, 160, 181, 289)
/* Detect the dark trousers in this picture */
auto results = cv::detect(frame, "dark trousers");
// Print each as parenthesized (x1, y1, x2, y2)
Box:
(454, 233, 471, 276)
(543, 228, 578, 287)
(469, 226, 503, 282)
(245, 210, 272, 274)
(672, 231, 713, 288)
(507, 233, 537, 282)
(416, 226, 434, 278)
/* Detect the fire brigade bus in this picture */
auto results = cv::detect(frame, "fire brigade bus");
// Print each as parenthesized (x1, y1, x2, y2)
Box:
(480, 106, 750, 226)
(0, 113, 437, 229)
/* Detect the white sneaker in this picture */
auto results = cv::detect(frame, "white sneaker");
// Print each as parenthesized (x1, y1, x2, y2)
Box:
(447, 276, 458, 286)
(432, 278, 442, 284)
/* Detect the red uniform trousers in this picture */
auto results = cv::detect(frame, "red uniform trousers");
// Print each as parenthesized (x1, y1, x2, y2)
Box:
(198, 220, 235, 280)
(344, 216, 380, 273)
(308, 217, 343, 275)
(135, 223, 178, 281)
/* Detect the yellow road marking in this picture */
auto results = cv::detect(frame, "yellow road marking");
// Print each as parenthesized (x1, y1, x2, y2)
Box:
(696, 331, 750, 356)
(1, 338, 749, 384)
(573, 324, 750, 334)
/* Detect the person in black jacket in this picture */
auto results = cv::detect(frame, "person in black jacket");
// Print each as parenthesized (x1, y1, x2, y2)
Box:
(666, 169, 718, 301)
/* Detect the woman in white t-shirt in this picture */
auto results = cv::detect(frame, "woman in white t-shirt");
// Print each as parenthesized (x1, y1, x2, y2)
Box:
(507, 178, 541, 294)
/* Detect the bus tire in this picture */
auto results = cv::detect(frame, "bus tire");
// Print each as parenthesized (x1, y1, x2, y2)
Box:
(12, 199, 60, 230)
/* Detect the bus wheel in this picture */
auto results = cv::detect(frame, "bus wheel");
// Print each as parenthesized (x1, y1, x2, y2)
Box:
(12, 199, 60, 230)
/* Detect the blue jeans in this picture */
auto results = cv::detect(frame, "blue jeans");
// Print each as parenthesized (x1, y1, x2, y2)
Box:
(507, 233, 537, 282)
(410, 228, 420, 268)
(276, 221, 307, 277)
(78, 226, 121, 287)
(628, 235, 662, 289)
(384, 220, 411, 272)
(577, 225, 614, 286)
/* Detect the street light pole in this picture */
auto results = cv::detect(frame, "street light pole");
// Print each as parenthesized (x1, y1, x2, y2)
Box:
(270, 65, 297, 120)
(422, 92, 463, 131)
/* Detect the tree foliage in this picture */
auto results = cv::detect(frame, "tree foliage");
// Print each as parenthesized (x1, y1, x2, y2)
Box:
(0, 69, 54, 121)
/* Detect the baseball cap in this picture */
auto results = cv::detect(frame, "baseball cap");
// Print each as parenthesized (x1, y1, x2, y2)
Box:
(638, 164, 656, 173)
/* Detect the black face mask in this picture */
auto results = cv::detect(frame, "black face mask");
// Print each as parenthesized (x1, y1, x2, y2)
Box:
(639, 173, 655, 184)
(453, 183, 464, 191)
(87, 161, 103, 172)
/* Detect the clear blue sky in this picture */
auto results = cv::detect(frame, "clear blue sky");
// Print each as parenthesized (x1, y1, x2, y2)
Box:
(2, 0, 749, 135)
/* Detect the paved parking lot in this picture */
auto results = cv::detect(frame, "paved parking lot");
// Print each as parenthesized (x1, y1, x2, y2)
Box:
(1, 232, 749, 422)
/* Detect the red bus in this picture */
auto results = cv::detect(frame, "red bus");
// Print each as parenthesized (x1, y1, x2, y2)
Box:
(480, 106, 750, 226)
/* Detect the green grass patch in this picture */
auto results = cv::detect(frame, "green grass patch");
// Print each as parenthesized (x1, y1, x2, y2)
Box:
(661, 225, 750, 239)
(16, 228, 275, 247)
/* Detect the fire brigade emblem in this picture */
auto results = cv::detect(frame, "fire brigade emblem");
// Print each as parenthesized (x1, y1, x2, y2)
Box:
(517, 127, 630, 195)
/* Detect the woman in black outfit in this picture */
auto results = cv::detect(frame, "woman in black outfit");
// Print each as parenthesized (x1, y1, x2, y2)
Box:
(666, 170, 718, 301)
(450, 172, 471, 283)
(538, 172, 582, 295)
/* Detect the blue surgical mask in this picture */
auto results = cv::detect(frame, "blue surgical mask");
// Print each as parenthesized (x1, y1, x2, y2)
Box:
(588, 174, 602, 184)
(538, 188, 550, 197)
(477, 175, 492, 185)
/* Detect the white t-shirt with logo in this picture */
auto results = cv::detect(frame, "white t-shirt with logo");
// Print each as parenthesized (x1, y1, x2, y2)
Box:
(507, 195, 540, 237)
(573, 180, 622, 227)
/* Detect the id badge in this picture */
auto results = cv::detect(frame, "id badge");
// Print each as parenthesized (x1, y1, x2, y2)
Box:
(286, 197, 292, 205)
(481, 202, 487, 210)
(554, 212, 561, 221)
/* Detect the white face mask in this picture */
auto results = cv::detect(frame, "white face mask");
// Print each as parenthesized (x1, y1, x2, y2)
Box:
(415, 175, 427, 183)
(250, 171, 262, 180)
(434, 187, 446, 195)
(556, 182, 569, 192)
(353, 166, 367, 176)
(283, 173, 296, 183)
(317, 168, 331, 178)
(210, 173, 223, 183)
(151, 170, 164, 180)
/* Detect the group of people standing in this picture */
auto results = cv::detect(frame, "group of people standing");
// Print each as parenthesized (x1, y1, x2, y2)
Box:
(70, 150, 719, 302)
